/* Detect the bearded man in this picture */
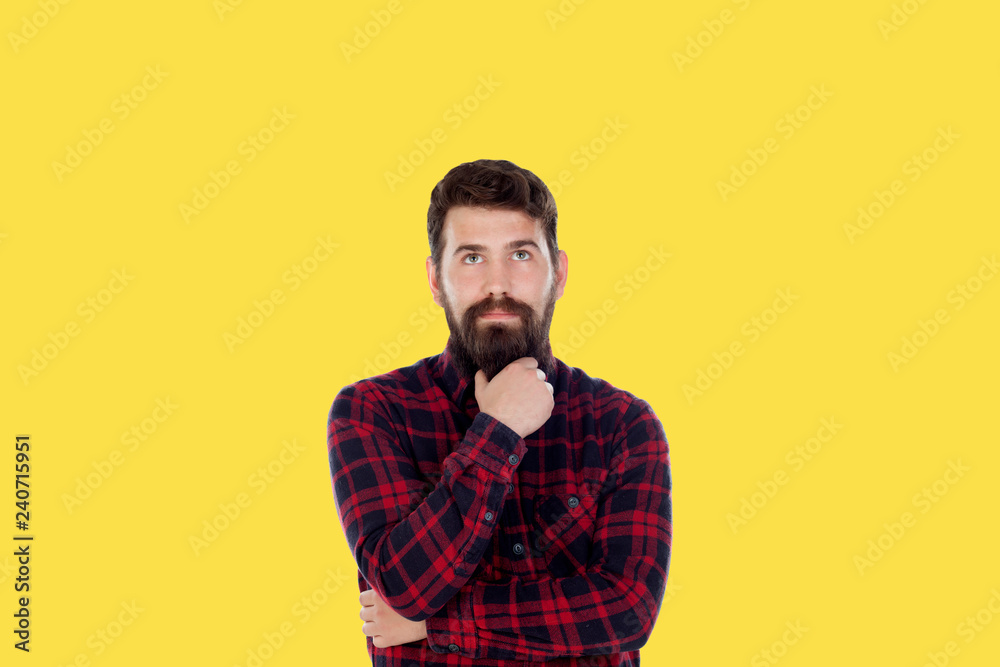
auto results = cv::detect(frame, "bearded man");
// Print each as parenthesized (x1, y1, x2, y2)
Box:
(327, 159, 672, 666)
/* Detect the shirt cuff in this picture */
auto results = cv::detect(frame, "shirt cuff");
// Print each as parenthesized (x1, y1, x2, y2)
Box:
(424, 581, 479, 658)
(456, 412, 526, 476)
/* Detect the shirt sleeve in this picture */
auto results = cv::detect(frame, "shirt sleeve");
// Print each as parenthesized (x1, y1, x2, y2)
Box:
(423, 397, 672, 661)
(327, 380, 527, 620)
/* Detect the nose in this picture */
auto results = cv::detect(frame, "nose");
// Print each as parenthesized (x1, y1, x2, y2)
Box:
(484, 257, 512, 298)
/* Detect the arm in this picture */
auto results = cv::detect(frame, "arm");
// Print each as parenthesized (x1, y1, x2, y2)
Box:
(328, 380, 524, 620)
(424, 398, 672, 661)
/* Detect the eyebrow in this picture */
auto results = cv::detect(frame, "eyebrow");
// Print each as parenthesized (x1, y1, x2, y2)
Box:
(452, 239, 541, 257)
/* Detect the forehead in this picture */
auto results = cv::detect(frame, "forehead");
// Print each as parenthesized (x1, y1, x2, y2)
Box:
(441, 206, 544, 249)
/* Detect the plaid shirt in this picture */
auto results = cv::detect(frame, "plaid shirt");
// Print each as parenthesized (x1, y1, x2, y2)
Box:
(327, 337, 672, 666)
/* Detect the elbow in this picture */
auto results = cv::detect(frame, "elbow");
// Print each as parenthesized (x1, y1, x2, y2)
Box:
(401, 608, 433, 622)
(374, 591, 438, 623)
(617, 601, 656, 652)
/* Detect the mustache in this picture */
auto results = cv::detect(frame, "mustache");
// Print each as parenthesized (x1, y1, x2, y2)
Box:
(463, 295, 534, 322)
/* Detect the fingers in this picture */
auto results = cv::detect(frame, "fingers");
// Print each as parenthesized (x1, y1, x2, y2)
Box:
(536, 369, 553, 393)
(518, 356, 538, 369)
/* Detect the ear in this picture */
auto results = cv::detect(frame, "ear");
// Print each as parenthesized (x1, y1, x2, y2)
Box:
(427, 256, 443, 307)
(554, 250, 568, 300)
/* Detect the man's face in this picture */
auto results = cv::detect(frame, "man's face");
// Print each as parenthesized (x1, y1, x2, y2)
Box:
(427, 206, 568, 381)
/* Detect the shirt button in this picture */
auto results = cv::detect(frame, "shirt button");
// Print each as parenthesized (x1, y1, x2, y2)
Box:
(568, 496, 579, 508)
(508, 454, 519, 465)
(448, 644, 460, 653)
(512, 543, 524, 555)
(507, 483, 514, 494)
(484, 511, 493, 521)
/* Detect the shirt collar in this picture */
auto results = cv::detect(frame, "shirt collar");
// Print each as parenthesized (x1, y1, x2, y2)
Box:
(437, 335, 557, 408)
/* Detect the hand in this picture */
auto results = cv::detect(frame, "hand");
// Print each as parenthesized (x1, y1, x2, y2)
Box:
(475, 357, 555, 439)
(360, 589, 427, 648)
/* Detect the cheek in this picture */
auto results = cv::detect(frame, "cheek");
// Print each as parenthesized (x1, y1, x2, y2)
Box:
(441, 279, 478, 316)
(513, 267, 552, 299)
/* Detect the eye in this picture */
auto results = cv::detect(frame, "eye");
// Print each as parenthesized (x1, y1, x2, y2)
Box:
(512, 250, 529, 260)
(463, 254, 481, 264)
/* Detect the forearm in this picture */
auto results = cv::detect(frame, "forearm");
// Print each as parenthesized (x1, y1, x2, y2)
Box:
(425, 398, 672, 661)
(425, 568, 665, 661)
(329, 384, 526, 620)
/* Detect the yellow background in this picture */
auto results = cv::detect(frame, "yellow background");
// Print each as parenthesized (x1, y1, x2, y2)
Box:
(3, 0, 998, 665)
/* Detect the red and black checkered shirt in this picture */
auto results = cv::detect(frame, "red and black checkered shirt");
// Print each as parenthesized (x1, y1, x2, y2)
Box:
(327, 337, 672, 666)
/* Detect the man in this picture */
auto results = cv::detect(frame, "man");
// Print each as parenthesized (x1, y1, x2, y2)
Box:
(328, 159, 672, 666)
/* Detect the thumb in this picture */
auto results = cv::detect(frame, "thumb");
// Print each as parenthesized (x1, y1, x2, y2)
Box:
(474, 369, 487, 395)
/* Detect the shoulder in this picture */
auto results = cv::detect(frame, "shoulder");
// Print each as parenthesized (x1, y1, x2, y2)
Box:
(556, 357, 655, 417)
(555, 357, 665, 441)
(328, 354, 436, 425)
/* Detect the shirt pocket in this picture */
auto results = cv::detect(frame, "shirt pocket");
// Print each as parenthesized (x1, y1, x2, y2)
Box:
(530, 492, 599, 576)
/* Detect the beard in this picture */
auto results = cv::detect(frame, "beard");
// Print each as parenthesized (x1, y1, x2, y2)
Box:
(442, 283, 556, 382)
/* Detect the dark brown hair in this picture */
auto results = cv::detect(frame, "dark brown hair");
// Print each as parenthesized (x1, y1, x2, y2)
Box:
(427, 159, 558, 269)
